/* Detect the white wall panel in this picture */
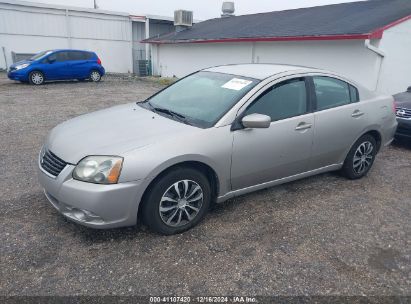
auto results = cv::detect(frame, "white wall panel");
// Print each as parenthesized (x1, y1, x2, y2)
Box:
(378, 19, 411, 95)
(154, 43, 253, 77)
(254, 40, 379, 91)
(69, 15, 130, 41)
(0, 7, 66, 37)
(155, 40, 383, 92)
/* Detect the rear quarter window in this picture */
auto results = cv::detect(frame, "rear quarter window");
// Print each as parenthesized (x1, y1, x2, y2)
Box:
(349, 84, 360, 102)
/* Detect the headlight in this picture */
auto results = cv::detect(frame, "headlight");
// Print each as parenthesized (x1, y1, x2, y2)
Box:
(73, 156, 123, 184)
(15, 63, 30, 70)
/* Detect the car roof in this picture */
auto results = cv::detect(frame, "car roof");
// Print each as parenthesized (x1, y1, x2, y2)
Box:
(204, 64, 325, 80)
(50, 49, 94, 53)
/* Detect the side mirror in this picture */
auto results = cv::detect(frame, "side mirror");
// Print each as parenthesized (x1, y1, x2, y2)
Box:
(241, 113, 271, 129)
(48, 58, 56, 64)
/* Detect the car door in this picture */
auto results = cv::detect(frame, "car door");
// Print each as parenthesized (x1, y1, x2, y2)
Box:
(308, 75, 367, 169)
(230, 77, 315, 190)
(41, 52, 70, 80)
(66, 51, 90, 79)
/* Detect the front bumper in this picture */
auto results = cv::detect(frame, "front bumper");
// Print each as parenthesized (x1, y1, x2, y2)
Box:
(38, 162, 145, 229)
(395, 118, 411, 139)
(8, 69, 28, 81)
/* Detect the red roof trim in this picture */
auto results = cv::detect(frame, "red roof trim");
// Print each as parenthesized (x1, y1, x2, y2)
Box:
(369, 14, 411, 39)
(129, 14, 146, 21)
(143, 14, 411, 44)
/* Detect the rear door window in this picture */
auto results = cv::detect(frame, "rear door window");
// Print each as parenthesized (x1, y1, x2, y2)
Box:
(313, 76, 352, 111)
(55, 52, 69, 62)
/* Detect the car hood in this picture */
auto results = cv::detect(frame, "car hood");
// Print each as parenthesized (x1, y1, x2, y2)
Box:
(46, 103, 199, 164)
(10, 60, 32, 68)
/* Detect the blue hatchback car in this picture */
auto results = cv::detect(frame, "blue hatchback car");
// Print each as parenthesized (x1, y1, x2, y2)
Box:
(8, 49, 105, 85)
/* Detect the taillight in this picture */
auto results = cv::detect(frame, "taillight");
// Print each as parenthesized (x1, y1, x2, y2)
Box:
(392, 99, 397, 114)
(97, 57, 102, 65)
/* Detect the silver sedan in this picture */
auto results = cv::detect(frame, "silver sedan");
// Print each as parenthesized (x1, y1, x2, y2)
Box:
(38, 64, 397, 234)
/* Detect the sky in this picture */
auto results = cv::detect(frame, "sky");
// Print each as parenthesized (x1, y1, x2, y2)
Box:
(25, 0, 366, 20)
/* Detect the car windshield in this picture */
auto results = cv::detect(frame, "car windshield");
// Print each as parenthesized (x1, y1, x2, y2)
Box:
(142, 71, 259, 128)
(29, 50, 53, 61)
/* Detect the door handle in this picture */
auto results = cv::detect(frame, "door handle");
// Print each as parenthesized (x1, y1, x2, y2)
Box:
(351, 110, 364, 118)
(295, 122, 312, 131)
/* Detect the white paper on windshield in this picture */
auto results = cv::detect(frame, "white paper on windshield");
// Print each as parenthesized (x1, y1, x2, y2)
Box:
(222, 78, 253, 91)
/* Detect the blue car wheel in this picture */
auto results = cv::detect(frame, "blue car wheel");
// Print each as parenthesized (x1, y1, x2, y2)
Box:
(90, 70, 101, 82)
(29, 71, 45, 85)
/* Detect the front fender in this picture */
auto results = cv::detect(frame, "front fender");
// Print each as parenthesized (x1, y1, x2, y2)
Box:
(119, 126, 233, 197)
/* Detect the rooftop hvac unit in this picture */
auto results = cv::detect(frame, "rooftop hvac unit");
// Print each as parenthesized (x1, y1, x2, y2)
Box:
(174, 10, 193, 27)
(222, 2, 235, 17)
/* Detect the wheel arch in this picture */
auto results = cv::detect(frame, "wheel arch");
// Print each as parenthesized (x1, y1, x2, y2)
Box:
(137, 160, 220, 221)
(360, 129, 382, 152)
(89, 68, 102, 75)
(340, 128, 383, 165)
(29, 69, 45, 79)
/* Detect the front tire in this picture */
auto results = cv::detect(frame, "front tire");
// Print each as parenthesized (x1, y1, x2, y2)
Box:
(141, 167, 211, 235)
(341, 134, 377, 179)
(29, 71, 44, 85)
(89, 70, 101, 82)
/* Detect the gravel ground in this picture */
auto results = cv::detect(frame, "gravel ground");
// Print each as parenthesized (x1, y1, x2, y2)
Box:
(0, 73, 410, 297)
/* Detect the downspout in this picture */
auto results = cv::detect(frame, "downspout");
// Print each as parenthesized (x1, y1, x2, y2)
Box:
(251, 42, 256, 63)
(364, 39, 385, 91)
(2, 47, 8, 70)
(145, 18, 150, 61)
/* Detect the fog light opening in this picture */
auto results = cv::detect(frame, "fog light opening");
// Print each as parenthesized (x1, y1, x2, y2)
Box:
(71, 209, 87, 221)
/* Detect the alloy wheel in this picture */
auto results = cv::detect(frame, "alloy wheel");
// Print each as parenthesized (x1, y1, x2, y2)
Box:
(90, 71, 101, 82)
(31, 72, 44, 85)
(159, 180, 204, 227)
(353, 141, 374, 175)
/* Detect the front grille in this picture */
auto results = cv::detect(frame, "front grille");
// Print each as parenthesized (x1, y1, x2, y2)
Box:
(41, 150, 67, 177)
(396, 107, 411, 119)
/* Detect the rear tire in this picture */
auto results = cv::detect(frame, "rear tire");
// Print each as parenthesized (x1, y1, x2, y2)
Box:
(341, 134, 377, 179)
(89, 70, 101, 82)
(141, 167, 211, 235)
(29, 71, 44, 85)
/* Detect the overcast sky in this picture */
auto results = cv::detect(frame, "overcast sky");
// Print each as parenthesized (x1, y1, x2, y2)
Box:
(26, 0, 366, 20)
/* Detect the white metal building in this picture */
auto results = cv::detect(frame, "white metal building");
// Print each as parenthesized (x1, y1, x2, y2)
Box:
(0, 0, 175, 74)
(146, 0, 411, 95)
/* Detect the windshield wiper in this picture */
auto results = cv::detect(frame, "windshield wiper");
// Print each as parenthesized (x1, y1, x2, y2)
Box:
(142, 101, 191, 125)
(153, 107, 186, 120)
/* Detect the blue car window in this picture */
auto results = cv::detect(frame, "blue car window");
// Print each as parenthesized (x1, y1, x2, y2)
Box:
(67, 51, 91, 61)
(47, 53, 56, 62)
(55, 52, 69, 62)
(69, 52, 83, 61)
